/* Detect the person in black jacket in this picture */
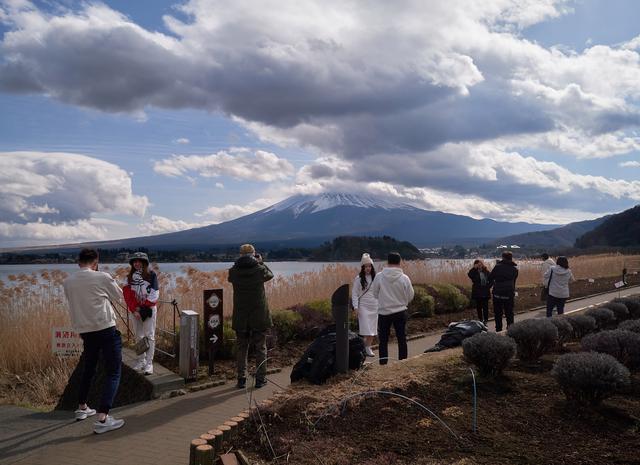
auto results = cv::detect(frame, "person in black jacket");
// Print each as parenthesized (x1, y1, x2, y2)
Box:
(488, 251, 518, 332)
(467, 259, 491, 325)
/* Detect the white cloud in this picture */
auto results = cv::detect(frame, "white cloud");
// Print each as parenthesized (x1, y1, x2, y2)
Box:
(0, 219, 107, 243)
(2, 1, 640, 222)
(620, 161, 640, 168)
(215, 182, 224, 189)
(153, 148, 294, 182)
(174, 138, 190, 144)
(0, 151, 147, 243)
(138, 215, 208, 235)
(196, 198, 276, 223)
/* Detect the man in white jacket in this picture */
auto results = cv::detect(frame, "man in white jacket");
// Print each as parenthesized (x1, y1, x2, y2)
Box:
(63, 248, 125, 434)
(541, 253, 556, 286)
(371, 252, 414, 365)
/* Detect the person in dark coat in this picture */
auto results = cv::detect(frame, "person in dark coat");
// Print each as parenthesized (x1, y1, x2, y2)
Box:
(488, 251, 518, 332)
(467, 259, 491, 325)
(228, 243, 274, 389)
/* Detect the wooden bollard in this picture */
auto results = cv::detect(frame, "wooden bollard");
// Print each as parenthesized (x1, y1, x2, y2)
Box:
(218, 424, 232, 442)
(223, 420, 238, 440)
(231, 416, 245, 430)
(199, 433, 216, 452)
(208, 429, 224, 451)
(238, 411, 250, 420)
(194, 444, 214, 465)
(189, 438, 207, 465)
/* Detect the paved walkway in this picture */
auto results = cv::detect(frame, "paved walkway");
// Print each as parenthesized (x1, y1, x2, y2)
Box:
(1, 286, 638, 465)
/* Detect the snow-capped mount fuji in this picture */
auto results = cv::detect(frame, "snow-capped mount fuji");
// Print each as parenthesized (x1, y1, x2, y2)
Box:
(9, 192, 559, 252)
(266, 193, 419, 217)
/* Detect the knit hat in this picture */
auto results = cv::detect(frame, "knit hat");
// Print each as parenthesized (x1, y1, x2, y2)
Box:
(360, 253, 374, 266)
(239, 243, 256, 255)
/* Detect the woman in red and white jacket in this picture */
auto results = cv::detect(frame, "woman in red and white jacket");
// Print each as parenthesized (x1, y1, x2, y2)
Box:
(123, 252, 159, 375)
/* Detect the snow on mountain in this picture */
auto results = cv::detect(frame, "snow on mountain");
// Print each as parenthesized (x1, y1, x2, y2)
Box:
(266, 193, 418, 217)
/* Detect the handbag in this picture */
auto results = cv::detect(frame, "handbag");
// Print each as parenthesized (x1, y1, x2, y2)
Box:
(540, 270, 553, 301)
(135, 336, 150, 355)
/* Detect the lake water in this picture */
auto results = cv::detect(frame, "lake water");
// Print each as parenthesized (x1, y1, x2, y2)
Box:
(0, 261, 362, 284)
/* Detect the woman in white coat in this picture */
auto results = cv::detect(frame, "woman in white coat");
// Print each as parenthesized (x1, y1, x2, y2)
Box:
(543, 256, 574, 317)
(352, 253, 378, 357)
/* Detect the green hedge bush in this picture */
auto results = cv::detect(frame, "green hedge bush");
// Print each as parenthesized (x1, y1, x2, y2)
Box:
(408, 286, 435, 317)
(272, 309, 303, 343)
(429, 283, 470, 314)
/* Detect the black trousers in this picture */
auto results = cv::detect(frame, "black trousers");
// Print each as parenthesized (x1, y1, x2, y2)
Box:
(378, 311, 408, 365)
(474, 298, 489, 322)
(492, 296, 514, 332)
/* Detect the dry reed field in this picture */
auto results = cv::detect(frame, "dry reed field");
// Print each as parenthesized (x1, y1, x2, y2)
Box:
(0, 253, 635, 407)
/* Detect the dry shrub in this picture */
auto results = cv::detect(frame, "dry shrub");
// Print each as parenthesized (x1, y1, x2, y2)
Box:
(552, 352, 630, 406)
(584, 307, 617, 330)
(566, 314, 597, 339)
(600, 302, 630, 322)
(507, 319, 558, 362)
(462, 332, 516, 376)
(549, 317, 573, 349)
(581, 330, 640, 370)
(614, 297, 640, 319)
(618, 319, 640, 334)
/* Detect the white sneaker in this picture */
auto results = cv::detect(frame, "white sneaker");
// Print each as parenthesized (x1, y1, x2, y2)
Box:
(365, 347, 375, 357)
(93, 415, 125, 434)
(144, 363, 154, 375)
(133, 359, 146, 371)
(74, 406, 96, 421)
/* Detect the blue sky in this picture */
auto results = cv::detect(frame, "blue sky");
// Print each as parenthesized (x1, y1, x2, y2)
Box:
(0, 0, 639, 247)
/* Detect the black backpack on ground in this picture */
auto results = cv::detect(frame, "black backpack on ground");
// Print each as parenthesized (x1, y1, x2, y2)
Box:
(290, 325, 366, 385)
(424, 320, 488, 353)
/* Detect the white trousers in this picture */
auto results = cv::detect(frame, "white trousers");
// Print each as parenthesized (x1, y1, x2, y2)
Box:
(129, 308, 157, 364)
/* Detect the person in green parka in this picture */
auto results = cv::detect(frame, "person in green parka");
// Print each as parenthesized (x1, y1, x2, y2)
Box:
(228, 243, 274, 389)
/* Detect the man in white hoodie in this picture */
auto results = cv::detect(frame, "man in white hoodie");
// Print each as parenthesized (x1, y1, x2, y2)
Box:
(63, 248, 125, 434)
(541, 253, 556, 286)
(371, 252, 415, 365)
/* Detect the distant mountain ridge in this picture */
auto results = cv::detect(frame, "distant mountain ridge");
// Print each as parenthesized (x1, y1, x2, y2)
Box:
(495, 216, 609, 249)
(4, 193, 559, 252)
(576, 205, 640, 248)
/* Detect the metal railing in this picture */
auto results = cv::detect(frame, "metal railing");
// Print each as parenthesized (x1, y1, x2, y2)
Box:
(109, 297, 181, 358)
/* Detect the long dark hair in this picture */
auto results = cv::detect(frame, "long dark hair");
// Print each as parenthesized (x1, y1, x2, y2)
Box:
(128, 260, 152, 283)
(556, 256, 569, 269)
(473, 259, 489, 274)
(359, 264, 375, 290)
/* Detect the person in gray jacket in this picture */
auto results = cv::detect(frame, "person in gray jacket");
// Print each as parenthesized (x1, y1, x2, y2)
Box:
(543, 256, 575, 317)
(63, 248, 125, 434)
(371, 252, 414, 365)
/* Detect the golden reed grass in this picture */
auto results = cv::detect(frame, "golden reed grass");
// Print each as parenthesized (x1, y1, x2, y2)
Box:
(0, 253, 635, 406)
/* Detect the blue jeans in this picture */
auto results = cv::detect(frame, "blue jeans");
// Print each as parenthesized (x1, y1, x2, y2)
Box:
(79, 326, 122, 414)
(546, 295, 566, 317)
(378, 311, 408, 365)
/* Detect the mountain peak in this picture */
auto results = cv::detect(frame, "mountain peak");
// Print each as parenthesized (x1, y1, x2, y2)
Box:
(266, 192, 418, 217)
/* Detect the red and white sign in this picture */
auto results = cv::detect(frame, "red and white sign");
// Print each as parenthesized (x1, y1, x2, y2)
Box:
(52, 327, 83, 357)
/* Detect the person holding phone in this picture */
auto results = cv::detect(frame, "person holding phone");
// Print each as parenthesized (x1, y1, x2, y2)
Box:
(63, 248, 125, 434)
(228, 244, 274, 389)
